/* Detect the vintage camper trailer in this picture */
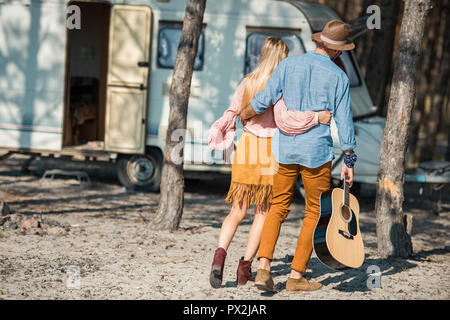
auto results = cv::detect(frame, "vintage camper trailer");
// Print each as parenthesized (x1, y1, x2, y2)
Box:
(0, 0, 385, 191)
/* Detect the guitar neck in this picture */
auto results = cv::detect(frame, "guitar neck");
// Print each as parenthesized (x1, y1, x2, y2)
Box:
(343, 174, 350, 206)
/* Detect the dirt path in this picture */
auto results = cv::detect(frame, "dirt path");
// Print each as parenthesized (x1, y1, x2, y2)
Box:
(0, 154, 449, 299)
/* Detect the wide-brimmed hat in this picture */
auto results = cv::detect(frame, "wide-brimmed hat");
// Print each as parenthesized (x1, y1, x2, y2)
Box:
(311, 19, 355, 51)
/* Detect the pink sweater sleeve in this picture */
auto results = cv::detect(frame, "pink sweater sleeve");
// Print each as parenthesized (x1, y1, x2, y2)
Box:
(273, 98, 319, 135)
(208, 79, 247, 150)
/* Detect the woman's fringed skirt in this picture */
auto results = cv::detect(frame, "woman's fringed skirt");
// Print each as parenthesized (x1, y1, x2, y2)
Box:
(225, 131, 275, 211)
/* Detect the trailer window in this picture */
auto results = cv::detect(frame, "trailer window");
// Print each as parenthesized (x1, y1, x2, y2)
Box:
(244, 32, 305, 75)
(337, 51, 361, 87)
(157, 24, 205, 70)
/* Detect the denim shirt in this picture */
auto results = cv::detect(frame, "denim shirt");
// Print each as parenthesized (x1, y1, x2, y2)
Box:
(250, 51, 356, 168)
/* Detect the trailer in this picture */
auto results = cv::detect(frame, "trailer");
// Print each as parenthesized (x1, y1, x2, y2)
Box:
(404, 161, 450, 215)
(0, 0, 384, 191)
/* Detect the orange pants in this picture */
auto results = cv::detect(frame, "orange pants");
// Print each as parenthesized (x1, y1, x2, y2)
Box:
(258, 161, 331, 272)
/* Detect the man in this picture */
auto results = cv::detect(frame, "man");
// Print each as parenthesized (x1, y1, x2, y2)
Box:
(240, 20, 358, 293)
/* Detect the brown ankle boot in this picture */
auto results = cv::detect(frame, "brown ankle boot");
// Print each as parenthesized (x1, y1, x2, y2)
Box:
(286, 277, 323, 292)
(255, 269, 276, 292)
(209, 247, 227, 289)
(236, 257, 255, 286)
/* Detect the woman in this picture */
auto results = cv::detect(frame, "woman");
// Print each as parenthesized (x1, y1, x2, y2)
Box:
(208, 36, 332, 288)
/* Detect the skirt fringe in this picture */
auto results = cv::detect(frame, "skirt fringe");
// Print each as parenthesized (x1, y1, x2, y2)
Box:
(225, 181, 272, 211)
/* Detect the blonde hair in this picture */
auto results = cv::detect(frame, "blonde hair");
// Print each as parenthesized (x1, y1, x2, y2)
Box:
(240, 36, 289, 114)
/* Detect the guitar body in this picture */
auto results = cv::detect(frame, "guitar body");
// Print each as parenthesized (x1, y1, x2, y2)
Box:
(313, 188, 365, 270)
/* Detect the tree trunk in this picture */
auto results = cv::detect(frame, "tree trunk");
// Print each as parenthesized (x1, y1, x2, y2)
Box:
(336, 0, 349, 19)
(446, 130, 450, 161)
(354, 0, 376, 77)
(420, 0, 450, 162)
(364, 0, 401, 112)
(375, 0, 431, 258)
(151, 0, 206, 231)
(407, 4, 441, 165)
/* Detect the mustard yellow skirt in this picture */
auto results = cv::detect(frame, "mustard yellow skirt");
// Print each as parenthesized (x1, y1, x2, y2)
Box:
(225, 131, 276, 210)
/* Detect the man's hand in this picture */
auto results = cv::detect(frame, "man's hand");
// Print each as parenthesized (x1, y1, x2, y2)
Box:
(239, 103, 257, 121)
(240, 117, 248, 126)
(318, 111, 332, 125)
(340, 163, 354, 187)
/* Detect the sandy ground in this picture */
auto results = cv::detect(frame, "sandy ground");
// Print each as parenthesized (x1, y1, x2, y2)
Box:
(0, 154, 449, 300)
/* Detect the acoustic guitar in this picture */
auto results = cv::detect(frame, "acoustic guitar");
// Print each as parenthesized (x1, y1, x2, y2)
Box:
(313, 175, 365, 270)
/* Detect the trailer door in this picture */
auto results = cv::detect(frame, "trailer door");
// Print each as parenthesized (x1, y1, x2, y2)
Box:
(104, 5, 152, 154)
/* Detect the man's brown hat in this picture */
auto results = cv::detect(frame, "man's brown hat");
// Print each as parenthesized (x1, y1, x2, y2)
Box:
(311, 19, 355, 51)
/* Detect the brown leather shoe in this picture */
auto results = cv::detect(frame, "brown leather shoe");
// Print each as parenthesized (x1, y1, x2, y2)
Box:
(209, 247, 227, 289)
(236, 257, 255, 286)
(255, 269, 276, 292)
(286, 277, 323, 292)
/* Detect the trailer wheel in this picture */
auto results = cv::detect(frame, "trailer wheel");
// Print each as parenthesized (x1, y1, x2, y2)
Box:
(117, 148, 162, 192)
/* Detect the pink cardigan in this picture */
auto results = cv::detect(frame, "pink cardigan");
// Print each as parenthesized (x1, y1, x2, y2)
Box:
(208, 78, 319, 151)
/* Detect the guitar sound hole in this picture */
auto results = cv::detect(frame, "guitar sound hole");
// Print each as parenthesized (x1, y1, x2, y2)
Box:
(341, 205, 351, 223)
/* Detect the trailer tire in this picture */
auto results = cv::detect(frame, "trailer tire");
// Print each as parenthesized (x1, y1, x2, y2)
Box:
(117, 148, 162, 192)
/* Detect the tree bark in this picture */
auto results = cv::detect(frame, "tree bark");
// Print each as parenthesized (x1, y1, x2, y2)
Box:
(420, 0, 449, 161)
(407, 3, 442, 166)
(446, 130, 450, 161)
(364, 0, 401, 112)
(354, 0, 376, 77)
(151, 0, 206, 231)
(375, 0, 431, 258)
